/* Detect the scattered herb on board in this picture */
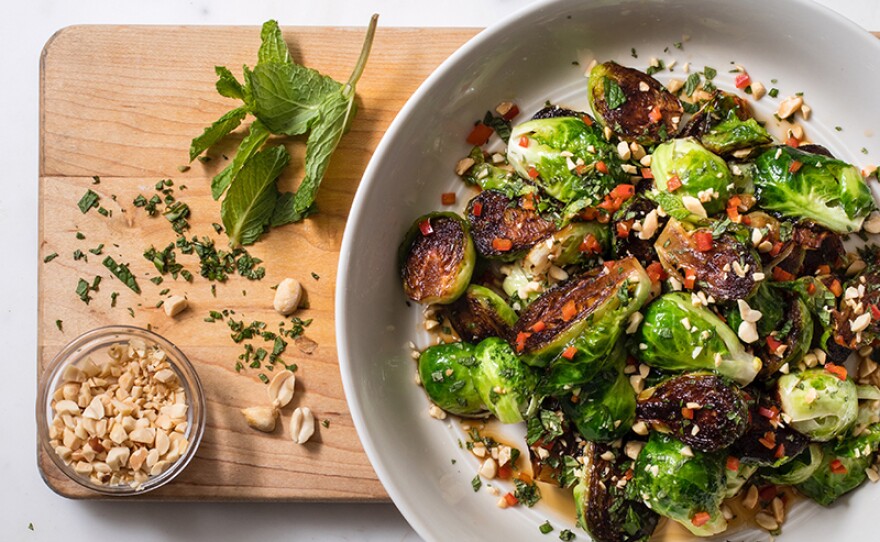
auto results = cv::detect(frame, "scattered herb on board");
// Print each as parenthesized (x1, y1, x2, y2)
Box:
(190, 16, 379, 247)
(311, 272, 320, 280)
(76, 279, 92, 304)
(110, 292, 119, 307)
(102, 256, 141, 294)
(321, 419, 330, 428)
(77, 189, 100, 213)
(43, 253, 58, 263)
(55, 320, 63, 331)
(75, 232, 85, 240)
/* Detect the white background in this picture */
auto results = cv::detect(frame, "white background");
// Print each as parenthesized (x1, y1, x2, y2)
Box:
(2, 1, 878, 540)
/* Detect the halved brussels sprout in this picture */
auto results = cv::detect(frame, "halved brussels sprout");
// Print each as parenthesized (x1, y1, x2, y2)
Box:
(777, 276, 847, 362)
(680, 91, 771, 156)
(611, 194, 664, 262)
(636, 373, 749, 452)
(655, 218, 761, 301)
(587, 61, 683, 145)
(513, 258, 651, 395)
(649, 138, 732, 216)
(562, 344, 635, 442)
(758, 444, 824, 486)
(778, 369, 859, 442)
(723, 461, 758, 498)
(527, 400, 582, 487)
(417, 342, 487, 417)
(633, 292, 762, 386)
(460, 146, 520, 191)
(754, 145, 875, 233)
(471, 337, 538, 423)
(796, 424, 880, 506)
(761, 295, 813, 376)
(531, 105, 588, 120)
(445, 285, 518, 343)
(466, 190, 556, 261)
(633, 433, 728, 536)
(731, 391, 809, 467)
(400, 212, 475, 304)
(506, 116, 626, 207)
(574, 442, 659, 542)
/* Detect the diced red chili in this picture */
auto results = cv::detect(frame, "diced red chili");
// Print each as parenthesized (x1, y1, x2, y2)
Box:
(683, 268, 696, 289)
(419, 219, 433, 236)
(825, 363, 847, 381)
(562, 346, 578, 360)
(502, 105, 520, 121)
(789, 160, 803, 174)
(492, 238, 513, 252)
(666, 175, 682, 192)
(830, 459, 848, 475)
(646, 261, 667, 283)
(816, 264, 831, 275)
(694, 231, 714, 252)
(786, 136, 800, 148)
(466, 123, 493, 146)
(610, 184, 636, 200)
(504, 492, 519, 506)
(871, 304, 880, 320)
(726, 456, 740, 472)
(441, 192, 456, 205)
(769, 242, 784, 257)
(596, 161, 609, 174)
(527, 167, 540, 179)
(648, 106, 663, 124)
(759, 485, 778, 502)
(514, 331, 531, 353)
(641, 167, 654, 179)
(829, 279, 843, 297)
(497, 464, 513, 479)
(596, 211, 611, 224)
(691, 512, 711, 527)
(574, 163, 589, 175)
(581, 207, 598, 221)
(759, 431, 776, 450)
(472, 201, 483, 217)
(774, 444, 786, 459)
(531, 321, 546, 333)
(758, 406, 779, 420)
(581, 115, 594, 126)
(681, 407, 694, 420)
(562, 300, 578, 322)
(616, 221, 632, 239)
(518, 135, 530, 148)
(807, 282, 816, 294)
(579, 233, 602, 254)
(734, 72, 751, 89)
(772, 267, 795, 282)
(521, 192, 535, 211)
(765, 335, 784, 355)
(726, 195, 742, 222)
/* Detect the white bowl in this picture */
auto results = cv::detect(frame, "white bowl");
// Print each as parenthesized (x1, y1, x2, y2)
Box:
(337, 0, 880, 540)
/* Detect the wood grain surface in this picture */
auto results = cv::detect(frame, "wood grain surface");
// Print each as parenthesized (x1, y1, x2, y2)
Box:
(38, 25, 480, 500)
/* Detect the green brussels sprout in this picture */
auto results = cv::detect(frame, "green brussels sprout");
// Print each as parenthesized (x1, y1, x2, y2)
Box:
(777, 369, 859, 442)
(512, 257, 651, 394)
(777, 276, 843, 359)
(521, 222, 611, 276)
(506, 116, 626, 207)
(574, 442, 659, 542)
(501, 263, 542, 306)
(680, 91, 772, 156)
(633, 433, 728, 536)
(633, 292, 762, 386)
(399, 212, 475, 304)
(417, 342, 487, 417)
(758, 444, 824, 486)
(471, 337, 538, 423)
(796, 424, 880, 506)
(754, 145, 875, 233)
(562, 344, 635, 442)
(649, 138, 732, 216)
(723, 461, 758, 498)
(460, 146, 520, 191)
(587, 61, 683, 146)
(445, 285, 518, 344)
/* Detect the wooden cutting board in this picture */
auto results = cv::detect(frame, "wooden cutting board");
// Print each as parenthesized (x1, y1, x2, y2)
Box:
(38, 24, 480, 500)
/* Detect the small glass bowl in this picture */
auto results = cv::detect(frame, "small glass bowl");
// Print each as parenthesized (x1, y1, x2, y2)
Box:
(37, 325, 206, 495)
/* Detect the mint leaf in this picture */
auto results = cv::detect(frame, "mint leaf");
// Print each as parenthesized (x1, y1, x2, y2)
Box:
(102, 256, 141, 294)
(189, 106, 247, 161)
(215, 66, 245, 100)
(603, 77, 626, 109)
(212, 120, 271, 200)
(258, 20, 292, 65)
(250, 63, 342, 135)
(222, 145, 290, 246)
(78, 189, 100, 213)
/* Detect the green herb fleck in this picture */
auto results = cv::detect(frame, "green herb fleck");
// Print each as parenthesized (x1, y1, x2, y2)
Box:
(513, 478, 541, 507)
(77, 189, 100, 213)
(321, 419, 330, 428)
(559, 530, 575, 541)
(43, 253, 59, 263)
(150, 276, 164, 285)
(603, 77, 627, 109)
(88, 244, 104, 255)
(76, 279, 92, 304)
(311, 272, 320, 280)
(684, 73, 701, 96)
(75, 232, 85, 240)
(55, 320, 63, 331)
(258, 373, 269, 384)
(768, 88, 779, 98)
(102, 256, 141, 294)
(471, 475, 482, 492)
(539, 521, 553, 534)
(110, 292, 119, 307)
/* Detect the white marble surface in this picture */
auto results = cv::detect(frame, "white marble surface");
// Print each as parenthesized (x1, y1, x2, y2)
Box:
(1, 1, 878, 540)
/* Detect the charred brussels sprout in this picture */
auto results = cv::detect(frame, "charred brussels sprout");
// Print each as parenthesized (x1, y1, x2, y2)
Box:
(680, 91, 771, 156)
(758, 443, 824, 486)
(417, 342, 486, 417)
(506, 116, 626, 207)
(796, 425, 880, 506)
(754, 145, 874, 233)
(655, 218, 761, 301)
(574, 443, 659, 542)
(471, 337, 538, 423)
(562, 345, 635, 442)
(400, 212, 475, 304)
(611, 194, 663, 262)
(445, 285, 518, 343)
(649, 138, 732, 216)
(587, 61, 683, 145)
(778, 369, 858, 442)
(512, 258, 651, 394)
(466, 190, 556, 261)
(731, 392, 809, 467)
(633, 433, 728, 536)
(636, 373, 749, 452)
(633, 292, 762, 386)
(519, 222, 611, 283)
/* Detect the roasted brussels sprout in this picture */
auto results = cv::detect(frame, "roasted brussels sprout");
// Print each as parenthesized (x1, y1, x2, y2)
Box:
(723, 461, 758, 498)
(725, 282, 784, 340)
(587, 61, 683, 145)
(574, 442, 659, 542)
(471, 337, 538, 423)
(777, 369, 859, 442)
(446, 285, 518, 343)
(649, 138, 732, 216)
(460, 146, 519, 191)
(633, 292, 762, 386)
(636, 373, 749, 452)
(654, 218, 761, 301)
(522, 221, 611, 278)
(633, 433, 728, 536)
(512, 257, 651, 393)
(527, 400, 582, 487)
(400, 212, 475, 304)
(466, 190, 556, 261)
(731, 391, 809, 467)
(506, 116, 626, 207)
(753, 145, 874, 233)
(530, 105, 587, 120)
(777, 276, 847, 361)
(679, 91, 771, 156)
(758, 443, 824, 486)
(562, 345, 635, 442)
(417, 342, 486, 417)
(611, 194, 664, 262)
(796, 424, 880, 506)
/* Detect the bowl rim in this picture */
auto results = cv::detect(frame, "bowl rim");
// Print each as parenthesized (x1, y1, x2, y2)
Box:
(36, 324, 207, 496)
(336, 0, 880, 538)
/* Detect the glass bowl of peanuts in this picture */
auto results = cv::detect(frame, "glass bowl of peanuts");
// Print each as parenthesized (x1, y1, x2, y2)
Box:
(37, 325, 206, 495)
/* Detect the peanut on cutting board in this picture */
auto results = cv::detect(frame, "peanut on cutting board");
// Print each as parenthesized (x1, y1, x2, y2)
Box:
(240, 370, 316, 444)
(273, 278, 302, 316)
(47, 339, 190, 489)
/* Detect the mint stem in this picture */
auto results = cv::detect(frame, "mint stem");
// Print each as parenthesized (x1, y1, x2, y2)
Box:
(343, 14, 379, 98)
